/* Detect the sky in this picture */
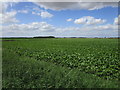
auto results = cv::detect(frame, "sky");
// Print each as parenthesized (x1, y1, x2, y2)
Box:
(1, 1, 120, 37)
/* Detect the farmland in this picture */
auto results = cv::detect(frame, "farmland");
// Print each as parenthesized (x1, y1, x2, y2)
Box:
(2, 38, 120, 88)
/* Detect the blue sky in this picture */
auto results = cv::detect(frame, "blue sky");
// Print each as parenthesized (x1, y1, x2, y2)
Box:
(1, 2, 119, 37)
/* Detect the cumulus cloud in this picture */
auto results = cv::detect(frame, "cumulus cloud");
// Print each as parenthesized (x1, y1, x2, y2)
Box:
(66, 18, 73, 22)
(0, 2, 20, 24)
(32, 2, 118, 11)
(62, 24, 117, 32)
(32, 11, 53, 18)
(114, 15, 120, 25)
(74, 16, 106, 25)
(1, 1, 118, 37)
(2, 21, 118, 37)
(32, 11, 41, 15)
(2, 22, 55, 32)
(1, 11, 19, 24)
(90, 24, 117, 31)
(1, 2, 21, 14)
(55, 24, 118, 37)
(40, 11, 53, 18)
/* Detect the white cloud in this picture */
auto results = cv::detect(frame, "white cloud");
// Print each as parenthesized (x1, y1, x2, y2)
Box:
(55, 24, 118, 37)
(1, 11, 19, 24)
(1, 1, 118, 37)
(1, 2, 20, 14)
(59, 24, 117, 32)
(0, 3, 20, 24)
(74, 18, 86, 24)
(18, 10, 28, 14)
(32, 11, 41, 16)
(2, 22, 55, 32)
(66, 18, 73, 22)
(32, 2, 118, 11)
(74, 16, 106, 25)
(2, 21, 118, 37)
(32, 11, 53, 18)
(0, 3, 9, 14)
(40, 11, 53, 18)
(90, 24, 117, 31)
(114, 15, 120, 25)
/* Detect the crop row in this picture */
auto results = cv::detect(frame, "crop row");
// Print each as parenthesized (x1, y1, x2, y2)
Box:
(8, 47, 120, 81)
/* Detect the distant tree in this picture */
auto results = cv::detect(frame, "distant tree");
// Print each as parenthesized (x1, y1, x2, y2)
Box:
(34, 36, 55, 38)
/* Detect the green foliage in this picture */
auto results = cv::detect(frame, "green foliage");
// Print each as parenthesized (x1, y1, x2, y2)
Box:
(2, 38, 120, 88)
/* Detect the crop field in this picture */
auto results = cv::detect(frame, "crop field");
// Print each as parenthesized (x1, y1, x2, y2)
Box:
(2, 38, 120, 88)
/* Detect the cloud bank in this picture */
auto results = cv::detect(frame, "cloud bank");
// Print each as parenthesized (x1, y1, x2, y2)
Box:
(33, 2, 118, 11)
(2, 21, 118, 37)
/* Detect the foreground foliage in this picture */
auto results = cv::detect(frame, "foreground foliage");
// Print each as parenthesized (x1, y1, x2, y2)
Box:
(2, 49, 119, 88)
(2, 38, 120, 88)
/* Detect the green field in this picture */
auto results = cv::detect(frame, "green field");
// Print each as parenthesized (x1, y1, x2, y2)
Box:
(2, 38, 120, 88)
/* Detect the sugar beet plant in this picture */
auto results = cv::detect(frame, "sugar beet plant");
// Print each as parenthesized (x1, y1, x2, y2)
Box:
(5, 38, 120, 81)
